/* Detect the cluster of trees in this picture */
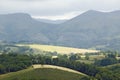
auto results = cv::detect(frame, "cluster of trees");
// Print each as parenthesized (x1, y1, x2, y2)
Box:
(94, 53, 119, 66)
(95, 68, 120, 80)
(0, 44, 33, 54)
(0, 53, 32, 74)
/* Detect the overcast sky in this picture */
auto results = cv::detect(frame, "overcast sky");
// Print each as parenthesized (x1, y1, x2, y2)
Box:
(0, 0, 120, 20)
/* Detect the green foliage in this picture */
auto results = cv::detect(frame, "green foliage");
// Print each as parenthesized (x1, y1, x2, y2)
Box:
(0, 53, 32, 74)
(94, 53, 119, 66)
(85, 55, 89, 60)
(69, 54, 80, 61)
(0, 44, 33, 54)
(95, 67, 120, 80)
(94, 58, 118, 66)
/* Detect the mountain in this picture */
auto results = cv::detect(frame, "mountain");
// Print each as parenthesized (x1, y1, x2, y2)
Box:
(0, 10, 120, 51)
(36, 18, 67, 24)
(56, 10, 120, 49)
(0, 13, 56, 44)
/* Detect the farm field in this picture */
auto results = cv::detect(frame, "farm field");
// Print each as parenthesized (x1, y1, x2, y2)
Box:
(17, 44, 99, 54)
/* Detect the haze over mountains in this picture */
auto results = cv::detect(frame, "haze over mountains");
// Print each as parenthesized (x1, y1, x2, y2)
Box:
(0, 10, 120, 51)
(36, 19, 67, 24)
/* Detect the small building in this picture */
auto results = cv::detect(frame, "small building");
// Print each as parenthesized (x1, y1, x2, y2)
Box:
(80, 55, 86, 58)
(52, 56, 58, 59)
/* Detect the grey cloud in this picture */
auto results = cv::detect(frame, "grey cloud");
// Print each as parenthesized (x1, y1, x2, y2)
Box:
(0, 0, 120, 19)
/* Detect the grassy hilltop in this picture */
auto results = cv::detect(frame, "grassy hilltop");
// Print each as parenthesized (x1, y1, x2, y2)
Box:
(0, 67, 86, 80)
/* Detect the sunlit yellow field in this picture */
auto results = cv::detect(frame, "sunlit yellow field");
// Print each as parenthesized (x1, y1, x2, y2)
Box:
(17, 44, 99, 54)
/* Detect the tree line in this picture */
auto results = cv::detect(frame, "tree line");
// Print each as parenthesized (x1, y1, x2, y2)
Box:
(0, 52, 120, 80)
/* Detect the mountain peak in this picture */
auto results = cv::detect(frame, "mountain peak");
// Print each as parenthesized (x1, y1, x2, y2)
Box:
(67, 10, 104, 21)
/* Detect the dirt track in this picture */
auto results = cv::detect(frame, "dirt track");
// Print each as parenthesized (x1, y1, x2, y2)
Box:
(32, 64, 87, 76)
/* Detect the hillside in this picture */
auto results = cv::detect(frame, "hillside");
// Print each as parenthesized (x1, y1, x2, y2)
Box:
(58, 10, 120, 49)
(0, 66, 86, 80)
(100, 63, 120, 80)
(18, 44, 98, 54)
(103, 63, 120, 68)
(0, 13, 56, 43)
(1, 10, 120, 51)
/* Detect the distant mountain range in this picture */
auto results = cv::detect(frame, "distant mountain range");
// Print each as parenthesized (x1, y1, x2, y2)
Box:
(0, 10, 120, 51)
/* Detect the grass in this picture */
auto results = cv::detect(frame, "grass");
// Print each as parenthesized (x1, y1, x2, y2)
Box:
(76, 60, 94, 64)
(102, 63, 120, 68)
(17, 44, 98, 54)
(76, 55, 105, 64)
(89, 55, 105, 60)
(0, 67, 86, 80)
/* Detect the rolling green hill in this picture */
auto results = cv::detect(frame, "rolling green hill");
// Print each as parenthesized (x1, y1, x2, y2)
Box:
(0, 67, 87, 80)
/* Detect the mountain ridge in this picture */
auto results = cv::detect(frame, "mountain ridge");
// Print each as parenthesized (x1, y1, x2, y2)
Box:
(0, 10, 120, 51)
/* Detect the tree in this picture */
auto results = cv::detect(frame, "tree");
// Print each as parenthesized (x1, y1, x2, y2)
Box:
(0, 64, 6, 74)
(85, 55, 89, 60)
(94, 58, 118, 66)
